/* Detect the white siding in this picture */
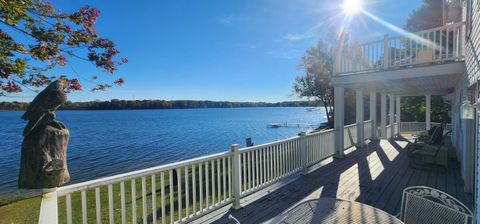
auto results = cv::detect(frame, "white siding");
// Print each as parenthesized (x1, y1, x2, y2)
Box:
(465, 0, 480, 220)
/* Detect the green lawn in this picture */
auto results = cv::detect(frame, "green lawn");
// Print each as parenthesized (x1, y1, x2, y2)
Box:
(0, 196, 41, 224)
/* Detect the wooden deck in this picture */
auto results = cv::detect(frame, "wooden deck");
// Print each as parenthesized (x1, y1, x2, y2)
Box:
(197, 138, 473, 224)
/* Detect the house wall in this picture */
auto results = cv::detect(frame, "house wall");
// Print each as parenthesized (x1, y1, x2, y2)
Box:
(464, 0, 480, 219)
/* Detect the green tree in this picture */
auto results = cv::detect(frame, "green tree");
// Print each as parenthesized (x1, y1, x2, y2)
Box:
(405, 0, 443, 32)
(0, 0, 126, 96)
(293, 39, 335, 125)
(401, 0, 451, 123)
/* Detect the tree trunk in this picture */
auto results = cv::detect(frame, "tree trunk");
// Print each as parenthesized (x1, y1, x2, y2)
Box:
(18, 121, 70, 189)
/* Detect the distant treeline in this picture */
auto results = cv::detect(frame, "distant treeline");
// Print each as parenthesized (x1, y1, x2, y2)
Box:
(0, 99, 320, 111)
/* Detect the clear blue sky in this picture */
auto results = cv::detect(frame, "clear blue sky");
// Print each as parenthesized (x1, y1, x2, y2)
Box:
(4, 0, 423, 102)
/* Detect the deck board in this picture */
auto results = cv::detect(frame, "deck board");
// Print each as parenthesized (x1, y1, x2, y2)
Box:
(196, 138, 473, 224)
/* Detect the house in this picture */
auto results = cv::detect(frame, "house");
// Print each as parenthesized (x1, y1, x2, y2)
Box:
(37, 0, 479, 223)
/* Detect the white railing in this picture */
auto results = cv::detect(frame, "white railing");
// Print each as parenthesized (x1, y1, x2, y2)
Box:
(238, 129, 335, 197)
(335, 22, 466, 75)
(400, 122, 427, 133)
(343, 123, 357, 149)
(52, 151, 232, 224)
(39, 121, 376, 224)
(399, 122, 452, 134)
(386, 124, 393, 139)
(364, 120, 373, 139)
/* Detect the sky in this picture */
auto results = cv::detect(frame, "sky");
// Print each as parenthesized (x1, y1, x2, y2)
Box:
(3, 0, 423, 103)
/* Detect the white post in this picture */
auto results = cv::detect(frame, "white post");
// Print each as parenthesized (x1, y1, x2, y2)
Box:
(356, 89, 365, 146)
(383, 34, 389, 69)
(389, 94, 395, 138)
(231, 144, 241, 209)
(38, 191, 58, 224)
(396, 96, 401, 135)
(300, 132, 308, 174)
(426, 95, 431, 130)
(381, 93, 387, 139)
(370, 92, 377, 140)
(334, 86, 345, 158)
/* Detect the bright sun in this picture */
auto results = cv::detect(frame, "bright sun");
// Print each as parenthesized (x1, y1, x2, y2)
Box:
(343, 0, 363, 15)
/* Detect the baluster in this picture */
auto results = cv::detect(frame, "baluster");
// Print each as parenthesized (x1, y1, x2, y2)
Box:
(161, 172, 166, 224)
(108, 184, 114, 224)
(228, 156, 232, 199)
(66, 193, 72, 224)
(211, 160, 216, 205)
(132, 179, 137, 224)
(169, 170, 174, 223)
(217, 159, 221, 203)
(142, 177, 147, 224)
(222, 157, 226, 201)
(120, 182, 126, 224)
(185, 166, 189, 218)
(199, 163, 204, 212)
(446, 28, 450, 58)
(81, 190, 87, 224)
(152, 174, 157, 224)
(205, 161, 209, 209)
(95, 187, 101, 224)
(248, 151, 252, 190)
(177, 168, 182, 221)
(192, 164, 196, 214)
(262, 148, 266, 183)
(242, 153, 246, 192)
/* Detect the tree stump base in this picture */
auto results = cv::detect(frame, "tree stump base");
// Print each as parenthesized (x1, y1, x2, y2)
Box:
(18, 121, 70, 189)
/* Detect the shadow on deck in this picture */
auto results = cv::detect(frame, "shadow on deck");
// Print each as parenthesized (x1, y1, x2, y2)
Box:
(202, 137, 473, 224)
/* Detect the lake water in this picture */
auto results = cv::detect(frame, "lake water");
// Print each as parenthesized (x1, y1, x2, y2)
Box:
(0, 107, 325, 198)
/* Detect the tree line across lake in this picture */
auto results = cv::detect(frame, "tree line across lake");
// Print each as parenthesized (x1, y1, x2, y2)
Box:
(0, 99, 320, 111)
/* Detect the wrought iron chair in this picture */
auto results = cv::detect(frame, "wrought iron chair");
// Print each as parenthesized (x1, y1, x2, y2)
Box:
(399, 186, 473, 224)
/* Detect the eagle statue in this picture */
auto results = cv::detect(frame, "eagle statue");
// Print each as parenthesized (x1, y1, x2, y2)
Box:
(18, 79, 71, 189)
(21, 80, 67, 137)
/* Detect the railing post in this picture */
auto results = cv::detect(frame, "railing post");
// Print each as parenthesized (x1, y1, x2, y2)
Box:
(38, 190, 58, 224)
(231, 144, 242, 210)
(383, 34, 389, 69)
(299, 132, 308, 174)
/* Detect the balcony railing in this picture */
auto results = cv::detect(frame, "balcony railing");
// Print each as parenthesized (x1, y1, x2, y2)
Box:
(38, 121, 374, 224)
(334, 22, 466, 75)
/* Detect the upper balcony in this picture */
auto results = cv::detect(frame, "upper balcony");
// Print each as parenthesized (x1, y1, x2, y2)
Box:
(331, 22, 466, 96)
(334, 22, 466, 76)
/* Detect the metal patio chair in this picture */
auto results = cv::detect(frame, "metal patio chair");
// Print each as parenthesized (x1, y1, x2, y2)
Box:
(399, 186, 473, 224)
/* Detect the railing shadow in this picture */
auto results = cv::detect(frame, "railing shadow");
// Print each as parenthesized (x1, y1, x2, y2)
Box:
(210, 137, 469, 224)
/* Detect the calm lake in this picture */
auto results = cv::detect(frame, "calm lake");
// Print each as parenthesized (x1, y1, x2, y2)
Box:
(0, 107, 325, 198)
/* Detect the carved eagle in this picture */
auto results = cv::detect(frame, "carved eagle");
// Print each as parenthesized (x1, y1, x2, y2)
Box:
(21, 80, 67, 136)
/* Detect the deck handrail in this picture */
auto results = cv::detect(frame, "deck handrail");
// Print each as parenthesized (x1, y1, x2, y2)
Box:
(39, 120, 373, 224)
(335, 22, 466, 75)
(56, 151, 232, 196)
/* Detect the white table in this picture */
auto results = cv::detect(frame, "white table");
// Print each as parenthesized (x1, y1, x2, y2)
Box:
(276, 198, 404, 224)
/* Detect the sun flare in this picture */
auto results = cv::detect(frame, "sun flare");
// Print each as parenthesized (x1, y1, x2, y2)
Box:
(342, 0, 363, 15)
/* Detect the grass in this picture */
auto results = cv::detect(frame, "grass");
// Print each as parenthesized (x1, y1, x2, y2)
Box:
(0, 150, 291, 224)
(0, 196, 41, 224)
(56, 160, 233, 224)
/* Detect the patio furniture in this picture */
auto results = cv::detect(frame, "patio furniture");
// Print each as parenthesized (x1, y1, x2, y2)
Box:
(414, 125, 440, 144)
(273, 198, 403, 224)
(409, 130, 452, 167)
(399, 186, 473, 224)
(407, 125, 445, 157)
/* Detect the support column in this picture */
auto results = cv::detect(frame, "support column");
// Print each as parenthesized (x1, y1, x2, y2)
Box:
(370, 92, 377, 140)
(356, 89, 365, 147)
(426, 95, 431, 130)
(396, 96, 401, 135)
(334, 87, 345, 158)
(381, 93, 387, 139)
(389, 94, 395, 138)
